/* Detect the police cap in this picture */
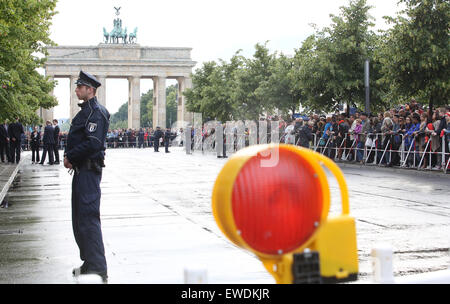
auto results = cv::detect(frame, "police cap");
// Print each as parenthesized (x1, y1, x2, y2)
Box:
(75, 71, 102, 89)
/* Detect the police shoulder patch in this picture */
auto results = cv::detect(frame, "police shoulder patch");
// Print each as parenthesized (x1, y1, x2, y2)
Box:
(88, 122, 98, 133)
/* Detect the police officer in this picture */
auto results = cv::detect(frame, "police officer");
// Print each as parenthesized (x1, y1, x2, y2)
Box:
(64, 71, 110, 283)
(164, 128, 173, 153)
(153, 126, 163, 152)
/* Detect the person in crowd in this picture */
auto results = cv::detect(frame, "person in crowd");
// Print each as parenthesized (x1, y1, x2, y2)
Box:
(356, 113, 371, 163)
(387, 115, 403, 167)
(144, 129, 149, 148)
(284, 121, 295, 145)
(164, 128, 173, 153)
(444, 113, 450, 170)
(8, 117, 24, 164)
(353, 118, 363, 162)
(293, 118, 303, 145)
(380, 111, 394, 164)
(404, 113, 421, 167)
(0, 119, 10, 163)
(30, 126, 41, 164)
(137, 128, 145, 149)
(39, 120, 55, 166)
(370, 116, 382, 164)
(53, 119, 61, 165)
(319, 116, 333, 155)
(178, 128, 184, 147)
(336, 115, 350, 160)
(414, 112, 428, 168)
(153, 126, 164, 152)
(346, 115, 356, 161)
(426, 110, 442, 169)
(298, 120, 314, 149)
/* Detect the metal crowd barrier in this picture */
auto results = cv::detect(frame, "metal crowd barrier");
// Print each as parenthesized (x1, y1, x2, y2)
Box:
(188, 127, 449, 174)
(307, 132, 449, 173)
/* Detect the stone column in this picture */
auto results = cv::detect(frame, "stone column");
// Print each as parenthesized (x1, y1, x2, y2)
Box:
(128, 76, 141, 129)
(96, 75, 106, 107)
(70, 75, 80, 122)
(183, 77, 193, 124)
(153, 76, 166, 128)
(41, 76, 54, 123)
(177, 77, 185, 128)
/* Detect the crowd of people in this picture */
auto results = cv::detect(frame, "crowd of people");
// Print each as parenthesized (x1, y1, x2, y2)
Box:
(0, 122, 180, 165)
(281, 102, 450, 170)
(195, 100, 450, 171)
(1, 100, 449, 172)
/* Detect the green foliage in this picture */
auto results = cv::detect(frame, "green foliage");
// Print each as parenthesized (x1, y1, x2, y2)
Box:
(110, 102, 129, 130)
(141, 89, 153, 127)
(233, 42, 276, 120)
(166, 84, 178, 128)
(0, 0, 58, 124)
(184, 52, 243, 122)
(376, 0, 449, 109)
(293, 0, 387, 112)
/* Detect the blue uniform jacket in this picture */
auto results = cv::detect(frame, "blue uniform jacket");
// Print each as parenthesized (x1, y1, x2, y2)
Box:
(65, 97, 110, 165)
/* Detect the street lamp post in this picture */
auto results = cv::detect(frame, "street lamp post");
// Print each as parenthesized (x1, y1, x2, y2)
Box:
(364, 59, 370, 115)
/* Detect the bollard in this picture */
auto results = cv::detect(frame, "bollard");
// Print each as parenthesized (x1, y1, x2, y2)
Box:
(371, 243, 395, 283)
(184, 265, 208, 284)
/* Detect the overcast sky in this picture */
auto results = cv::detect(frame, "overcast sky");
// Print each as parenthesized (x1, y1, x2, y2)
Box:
(49, 0, 403, 118)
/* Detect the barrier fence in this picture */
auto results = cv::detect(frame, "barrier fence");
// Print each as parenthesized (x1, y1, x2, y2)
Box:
(184, 127, 450, 174)
(16, 127, 449, 173)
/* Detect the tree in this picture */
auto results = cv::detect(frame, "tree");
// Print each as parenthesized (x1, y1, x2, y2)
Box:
(110, 102, 128, 130)
(0, 0, 58, 124)
(377, 0, 449, 114)
(260, 53, 302, 119)
(234, 42, 276, 120)
(184, 53, 243, 122)
(294, 0, 385, 112)
(166, 85, 178, 128)
(141, 89, 153, 127)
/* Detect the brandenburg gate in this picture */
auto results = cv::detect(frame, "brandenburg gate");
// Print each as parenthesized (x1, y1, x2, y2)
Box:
(43, 44, 196, 129)
(42, 8, 196, 129)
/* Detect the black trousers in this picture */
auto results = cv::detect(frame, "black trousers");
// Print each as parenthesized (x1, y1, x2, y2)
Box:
(0, 141, 9, 162)
(41, 144, 54, 164)
(154, 139, 159, 151)
(165, 140, 169, 152)
(72, 167, 107, 274)
(53, 142, 60, 163)
(9, 140, 21, 163)
(31, 145, 40, 163)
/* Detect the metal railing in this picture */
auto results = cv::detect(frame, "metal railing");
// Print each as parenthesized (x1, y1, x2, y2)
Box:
(185, 128, 449, 173)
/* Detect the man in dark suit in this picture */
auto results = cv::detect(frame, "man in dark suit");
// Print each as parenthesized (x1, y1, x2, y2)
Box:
(53, 119, 61, 164)
(8, 117, 24, 164)
(153, 126, 164, 152)
(0, 119, 10, 163)
(164, 128, 173, 153)
(39, 120, 55, 165)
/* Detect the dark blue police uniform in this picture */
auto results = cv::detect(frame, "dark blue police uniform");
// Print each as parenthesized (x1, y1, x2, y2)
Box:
(66, 71, 110, 281)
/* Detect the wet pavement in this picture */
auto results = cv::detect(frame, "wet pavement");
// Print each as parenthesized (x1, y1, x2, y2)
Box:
(0, 148, 449, 284)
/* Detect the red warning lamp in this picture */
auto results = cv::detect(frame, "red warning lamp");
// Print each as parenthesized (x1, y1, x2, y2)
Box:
(231, 148, 324, 255)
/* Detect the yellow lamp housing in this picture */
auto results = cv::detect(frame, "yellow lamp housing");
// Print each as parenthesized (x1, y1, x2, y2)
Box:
(212, 144, 359, 284)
